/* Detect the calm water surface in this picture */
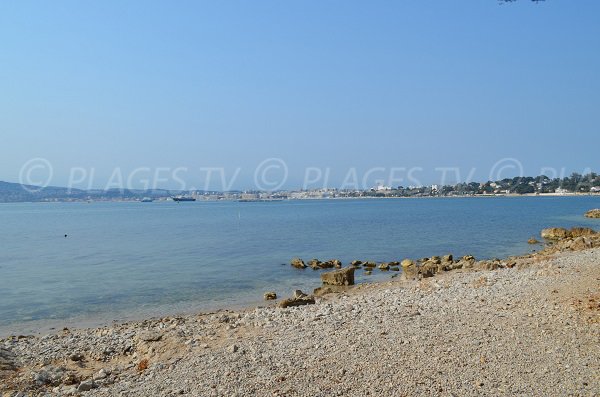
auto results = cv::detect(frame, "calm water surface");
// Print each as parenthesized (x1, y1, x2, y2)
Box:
(1, 197, 599, 335)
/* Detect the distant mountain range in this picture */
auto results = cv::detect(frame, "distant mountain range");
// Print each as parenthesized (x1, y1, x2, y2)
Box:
(0, 181, 182, 203)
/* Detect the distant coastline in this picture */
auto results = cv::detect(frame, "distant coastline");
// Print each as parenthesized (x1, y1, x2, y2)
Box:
(1, 172, 600, 203)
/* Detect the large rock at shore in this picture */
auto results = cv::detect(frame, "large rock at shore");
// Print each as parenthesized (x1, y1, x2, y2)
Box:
(418, 262, 437, 278)
(401, 259, 417, 279)
(584, 209, 600, 218)
(457, 255, 476, 269)
(541, 228, 571, 240)
(290, 258, 307, 269)
(320, 267, 355, 286)
(569, 237, 594, 251)
(570, 227, 596, 237)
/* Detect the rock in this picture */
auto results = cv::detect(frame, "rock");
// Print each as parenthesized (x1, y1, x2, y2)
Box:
(77, 380, 94, 392)
(293, 290, 308, 299)
(570, 227, 596, 237)
(95, 368, 110, 380)
(445, 261, 464, 271)
(378, 263, 390, 271)
(584, 209, 600, 218)
(320, 267, 355, 286)
(278, 291, 316, 308)
(418, 262, 437, 278)
(473, 260, 499, 271)
(351, 260, 363, 267)
(455, 255, 476, 269)
(401, 259, 417, 279)
(290, 258, 307, 269)
(541, 227, 571, 240)
(364, 262, 377, 268)
(570, 237, 593, 251)
(401, 259, 415, 268)
(69, 352, 84, 362)
(263, 292, 277, 300)
(527, 237, 540, 244)
(226, 345, 239, 353)
(0, 348, 17, 372)
(504, 260, 517, 269)
(308, 258, 321, 270)
(365, 270, 372, 275)
(308, 258, 341, 270)
(390, 266, 400, 271)
(33, 366, 67, 387)
(314, 285, 350, 296)
(318, 260, 335, 269)
(442, 254, 453, 262)
(62, 372, 80, 385)
(140, 331, 163, 342)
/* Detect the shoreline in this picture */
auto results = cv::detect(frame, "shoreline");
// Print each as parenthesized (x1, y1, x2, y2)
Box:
(0, 225, 595, 337)
(1, 228, 599, 395)
(0, 240, 540, 339)
(1, 191, 599, 204)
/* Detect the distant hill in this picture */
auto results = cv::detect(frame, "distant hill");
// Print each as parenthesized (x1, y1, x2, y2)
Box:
(0, 181, 177, 202)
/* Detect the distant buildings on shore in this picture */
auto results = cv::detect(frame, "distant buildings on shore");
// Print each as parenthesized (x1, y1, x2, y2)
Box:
(1, 173, 600, 203)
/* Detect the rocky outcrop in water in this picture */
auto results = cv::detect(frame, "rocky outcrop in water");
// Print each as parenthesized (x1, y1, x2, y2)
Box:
(538, 227, 599, 254)
(290, 258, 307, 269)
(307, 259, 343, 270)
(263, 292, 277, 300)
(584, 209, 600, 218)
(320, 267, 355, 286)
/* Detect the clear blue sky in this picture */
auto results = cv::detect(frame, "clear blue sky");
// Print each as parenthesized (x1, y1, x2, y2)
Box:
(1, 1, 599, 190)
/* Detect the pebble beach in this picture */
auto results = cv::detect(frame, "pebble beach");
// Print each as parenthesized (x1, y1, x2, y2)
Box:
(2, 232, 600, 396)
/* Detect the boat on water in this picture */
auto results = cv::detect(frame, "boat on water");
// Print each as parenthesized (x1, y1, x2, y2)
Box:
(172, 196, 196, 202)
(140, 197, 154, 203)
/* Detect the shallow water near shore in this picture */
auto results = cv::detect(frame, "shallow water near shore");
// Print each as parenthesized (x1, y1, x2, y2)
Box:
(1, 196, 599, 335)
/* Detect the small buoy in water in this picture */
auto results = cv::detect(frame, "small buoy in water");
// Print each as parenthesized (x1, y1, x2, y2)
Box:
(64, 234, 68, 238)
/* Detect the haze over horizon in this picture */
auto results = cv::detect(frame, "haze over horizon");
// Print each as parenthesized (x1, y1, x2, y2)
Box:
(1, 1, 599, 190)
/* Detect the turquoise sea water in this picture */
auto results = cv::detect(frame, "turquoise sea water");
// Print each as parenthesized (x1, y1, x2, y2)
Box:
(1, 196, 599, 335)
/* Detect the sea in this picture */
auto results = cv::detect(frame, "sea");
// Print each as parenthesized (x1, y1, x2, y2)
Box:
(1, 196, 599, 335)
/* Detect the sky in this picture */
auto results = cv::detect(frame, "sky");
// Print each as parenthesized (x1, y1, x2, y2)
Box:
(1, 1, 599, 191)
